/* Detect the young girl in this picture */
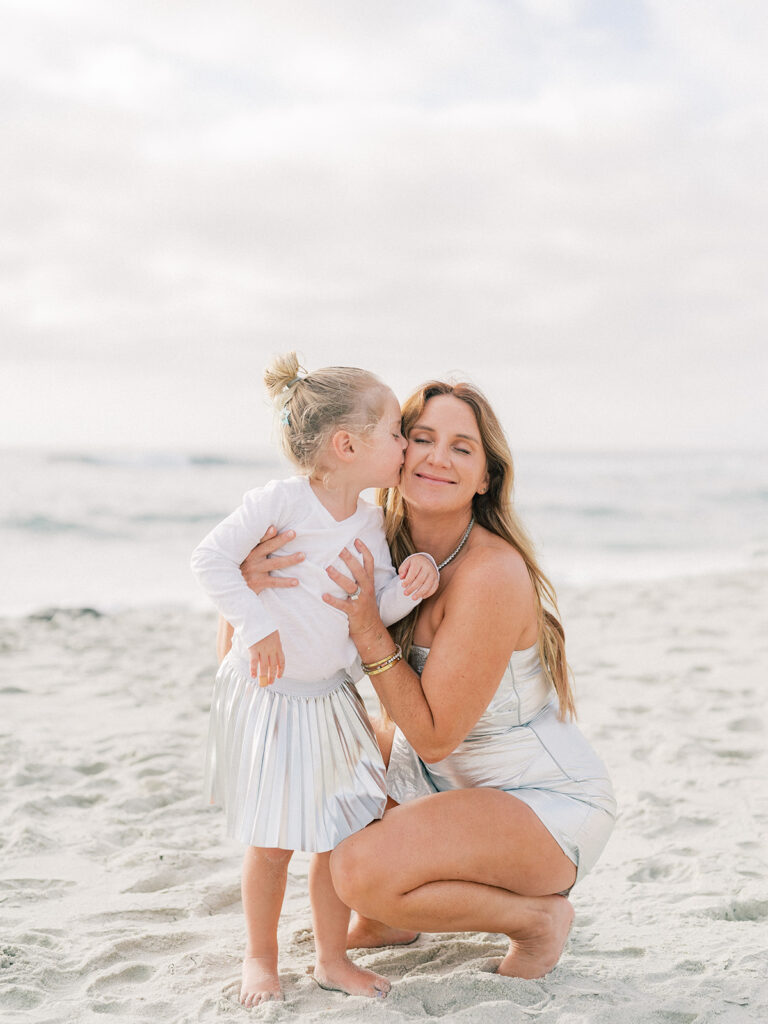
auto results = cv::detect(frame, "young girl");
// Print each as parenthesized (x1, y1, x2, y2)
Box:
(191, 353, 438, 1006)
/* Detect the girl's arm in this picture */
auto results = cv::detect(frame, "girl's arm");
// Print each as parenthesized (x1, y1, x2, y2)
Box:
(191, 483, 289, 648)
(325, 541, 534, 763)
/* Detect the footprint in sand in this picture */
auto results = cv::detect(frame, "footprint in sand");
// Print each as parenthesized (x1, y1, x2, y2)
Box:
(0, 878, 76, 905)
(704, 899, 768, 922)
(726, 716, 763, 733)
(628, 861, 689, 884)
(87, 962, 154, 993)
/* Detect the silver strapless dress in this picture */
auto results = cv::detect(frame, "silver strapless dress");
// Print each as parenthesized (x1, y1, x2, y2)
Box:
(205, 654, 387, 853)
(388, 644, 617, 882)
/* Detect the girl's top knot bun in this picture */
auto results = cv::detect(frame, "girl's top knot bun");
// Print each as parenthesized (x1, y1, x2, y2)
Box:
(264, 352, 308, 400)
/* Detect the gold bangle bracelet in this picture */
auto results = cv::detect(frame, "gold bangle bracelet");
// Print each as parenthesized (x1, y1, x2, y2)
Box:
(360, 644, 402, 671)
(363, 651, 403, 676)
(361, 644, 402, 675)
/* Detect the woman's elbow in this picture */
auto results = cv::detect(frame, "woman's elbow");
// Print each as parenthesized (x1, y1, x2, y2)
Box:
(412, 738, 458, 764)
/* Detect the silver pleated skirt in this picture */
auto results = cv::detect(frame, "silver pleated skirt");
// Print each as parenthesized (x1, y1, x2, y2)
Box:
(204, 655, 387, 853)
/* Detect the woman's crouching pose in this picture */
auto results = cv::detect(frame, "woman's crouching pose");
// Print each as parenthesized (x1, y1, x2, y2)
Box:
(320, 380, 617, 978)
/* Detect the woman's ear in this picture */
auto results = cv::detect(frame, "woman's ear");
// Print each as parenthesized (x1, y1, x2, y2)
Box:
(476, 472, 490, 496)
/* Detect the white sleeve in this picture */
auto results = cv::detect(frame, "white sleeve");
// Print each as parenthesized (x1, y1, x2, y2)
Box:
(359, 523, 421, 628)
(190, 480, 288, 647)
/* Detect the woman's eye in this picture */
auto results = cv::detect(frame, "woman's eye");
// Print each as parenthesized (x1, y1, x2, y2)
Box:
(454, 447, 471, 455)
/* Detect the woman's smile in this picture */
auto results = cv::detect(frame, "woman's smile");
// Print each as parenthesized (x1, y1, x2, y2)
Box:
(414, 472, 456, 485)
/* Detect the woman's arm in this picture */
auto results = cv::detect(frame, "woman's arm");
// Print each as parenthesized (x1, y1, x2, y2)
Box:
(216, 616, 234, 663)
(239, 525, 304, 592)
(326, 540, 535, 763)
(213, 526, 303, 663)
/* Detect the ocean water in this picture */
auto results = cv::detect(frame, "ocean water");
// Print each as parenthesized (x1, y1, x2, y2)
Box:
(1, 447, 766, 616)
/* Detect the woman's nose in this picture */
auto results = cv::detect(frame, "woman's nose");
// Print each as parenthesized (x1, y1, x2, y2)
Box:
(426, 443, 451, 467)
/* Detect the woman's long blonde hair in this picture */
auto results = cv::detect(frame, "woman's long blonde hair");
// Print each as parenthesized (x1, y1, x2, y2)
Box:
(378, 380, 576, 720)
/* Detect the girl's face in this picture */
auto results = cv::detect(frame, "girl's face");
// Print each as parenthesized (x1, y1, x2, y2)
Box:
(400, 394, 489, 513)
(358, 390, 408, 488)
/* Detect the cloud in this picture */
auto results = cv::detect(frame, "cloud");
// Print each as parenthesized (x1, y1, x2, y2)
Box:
(1, 0, 766, 449)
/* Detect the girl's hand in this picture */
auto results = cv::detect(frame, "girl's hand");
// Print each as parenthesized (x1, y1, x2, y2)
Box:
(240, 526, 304, 594)
(249, 630, 285, 686)
(323, 539, 382, 641)
(400, 553, 439, 600)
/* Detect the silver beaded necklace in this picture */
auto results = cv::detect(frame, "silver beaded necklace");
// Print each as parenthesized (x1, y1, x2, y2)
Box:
(436, 515, 475, 570)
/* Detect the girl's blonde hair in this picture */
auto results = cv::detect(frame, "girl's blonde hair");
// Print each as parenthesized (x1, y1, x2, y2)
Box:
(378, 380, 576, 720)
(264, 352, 390, 475)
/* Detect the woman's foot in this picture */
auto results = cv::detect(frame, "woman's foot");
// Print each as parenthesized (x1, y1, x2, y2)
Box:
(347, 914, 419, 949)
(497, 895, 574, 979)
(240, 955, 283, 1007)
(314, 956, 391, 997)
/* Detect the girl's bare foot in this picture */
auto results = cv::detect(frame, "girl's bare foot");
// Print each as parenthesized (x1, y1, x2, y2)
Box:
(347, 914, 419, 950)
(240, 955, 283, 1007)
(497, 895, 574, 979)
(314, 956, 391, 997)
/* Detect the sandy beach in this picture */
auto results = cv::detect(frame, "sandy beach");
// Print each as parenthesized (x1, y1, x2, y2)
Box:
(1, 569, 766, 1023)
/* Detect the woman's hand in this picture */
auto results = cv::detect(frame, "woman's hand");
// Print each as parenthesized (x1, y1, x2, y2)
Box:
(240, 525, 304, 594)
(323, 539, 383, 644)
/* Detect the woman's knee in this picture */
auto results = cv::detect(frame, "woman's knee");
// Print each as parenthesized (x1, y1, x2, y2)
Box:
(330, 831, 383, 910)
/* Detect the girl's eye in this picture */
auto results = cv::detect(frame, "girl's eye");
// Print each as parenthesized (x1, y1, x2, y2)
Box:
(412, 437, 430, 444)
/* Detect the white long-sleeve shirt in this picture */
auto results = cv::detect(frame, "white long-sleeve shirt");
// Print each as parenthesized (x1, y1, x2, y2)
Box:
(191, 475, 426, 682)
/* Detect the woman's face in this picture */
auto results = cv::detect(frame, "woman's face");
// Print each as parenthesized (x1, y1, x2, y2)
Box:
(399, 394, 489, 514)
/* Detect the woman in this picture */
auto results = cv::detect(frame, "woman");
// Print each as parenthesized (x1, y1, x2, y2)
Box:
(228, 380, 616, 978)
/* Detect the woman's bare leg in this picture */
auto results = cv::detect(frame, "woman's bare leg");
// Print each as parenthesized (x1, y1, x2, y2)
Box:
(240, 846, 292, 1007)
(331, 789, 577, 978)
(309, 852, 391, 997)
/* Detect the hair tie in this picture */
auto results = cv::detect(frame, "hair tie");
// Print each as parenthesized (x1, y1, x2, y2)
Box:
(285, 370, 307, 389)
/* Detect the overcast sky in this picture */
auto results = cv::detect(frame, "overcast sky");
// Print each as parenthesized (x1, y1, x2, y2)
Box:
(1, 0, 766, 452)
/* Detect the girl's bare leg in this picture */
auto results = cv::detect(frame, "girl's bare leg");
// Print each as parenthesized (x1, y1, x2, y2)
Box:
(346, 719, 420, 950)
(240, 846, 293, 1007)
(309, 851, 391, 997)
(331, 789, 577, 979)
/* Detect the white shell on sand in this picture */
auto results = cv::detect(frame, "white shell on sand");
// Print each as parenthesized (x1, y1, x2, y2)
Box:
(1, 572, 766, 1022)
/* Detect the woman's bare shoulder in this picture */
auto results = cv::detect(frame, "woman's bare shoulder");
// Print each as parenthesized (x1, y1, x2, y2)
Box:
(452, 527, 532, 590)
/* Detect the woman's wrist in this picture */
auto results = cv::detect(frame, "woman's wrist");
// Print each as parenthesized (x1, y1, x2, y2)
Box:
(350, 617, 394, 662)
